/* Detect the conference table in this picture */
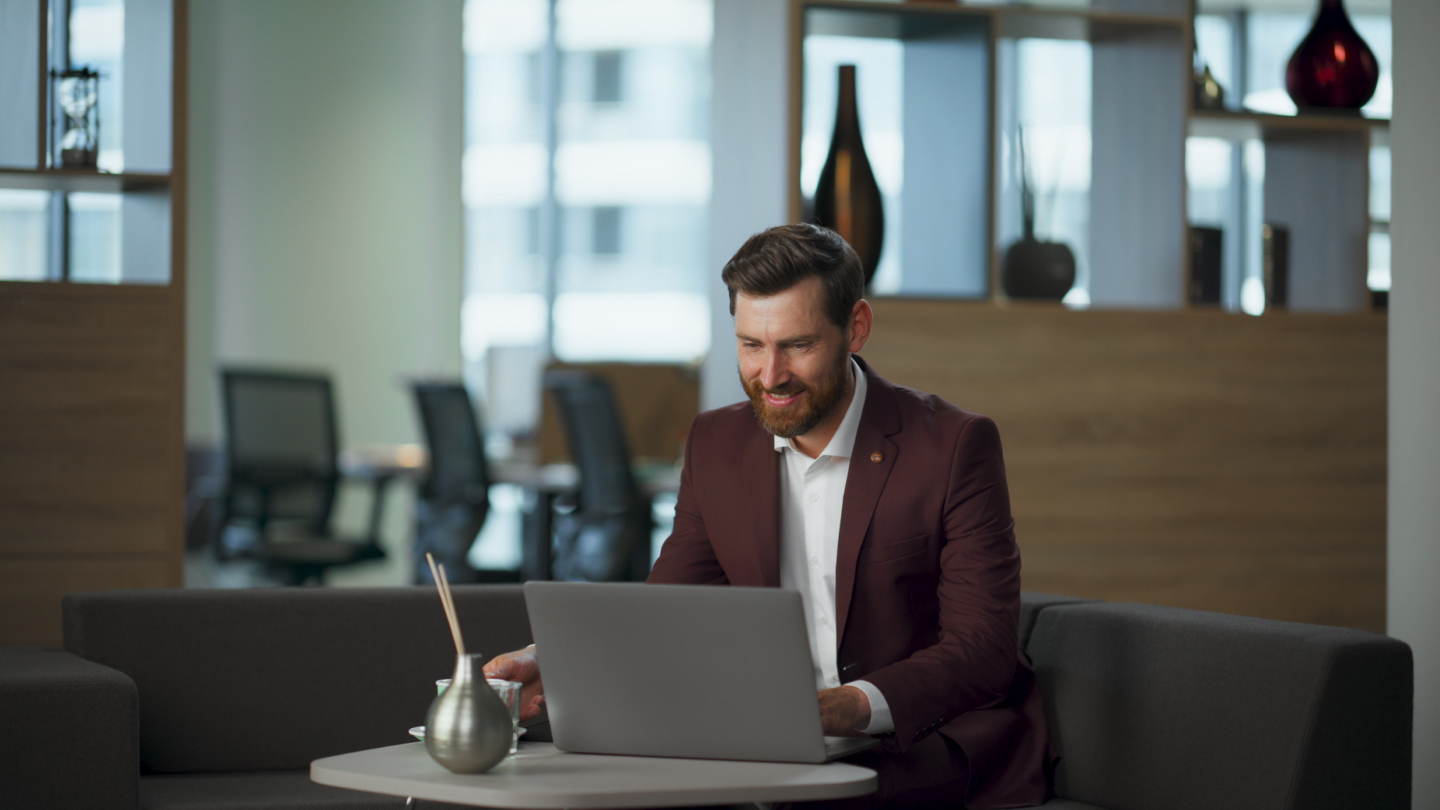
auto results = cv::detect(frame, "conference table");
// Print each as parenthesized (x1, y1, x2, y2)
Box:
(338, 445, 682, 580)
(311, 742, 877, 809)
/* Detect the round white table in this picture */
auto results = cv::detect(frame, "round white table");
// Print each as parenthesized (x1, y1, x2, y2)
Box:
(311, 742, 878, 809)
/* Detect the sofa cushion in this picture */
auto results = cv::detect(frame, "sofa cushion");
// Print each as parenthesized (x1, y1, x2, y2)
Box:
(64, 586, 533, 775)
(1027, 602, 1412, 810)
(0, 646, 139, 810)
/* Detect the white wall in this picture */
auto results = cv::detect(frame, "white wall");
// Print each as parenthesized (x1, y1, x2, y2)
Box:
(701, 0, 791, 411)
(1389, 1, 1440, 805)
(187, 0, 464, 582)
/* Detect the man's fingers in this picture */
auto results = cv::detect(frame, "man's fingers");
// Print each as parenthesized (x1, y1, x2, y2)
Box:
(519, 694, 544, 721)
(482, 656, 511, 679)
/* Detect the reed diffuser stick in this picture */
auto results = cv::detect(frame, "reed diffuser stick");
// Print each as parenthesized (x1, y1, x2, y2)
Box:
(437, 563, 465, 654)
(426, 552, 466, 656)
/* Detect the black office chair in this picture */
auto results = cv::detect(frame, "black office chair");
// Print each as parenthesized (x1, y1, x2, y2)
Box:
(411, 381, 508, 584)
(543, 369, 653, 582)
(219, 369, 386, 584)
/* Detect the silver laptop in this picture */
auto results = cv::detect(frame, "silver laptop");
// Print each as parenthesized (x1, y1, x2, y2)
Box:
(523, 581, 880, 763)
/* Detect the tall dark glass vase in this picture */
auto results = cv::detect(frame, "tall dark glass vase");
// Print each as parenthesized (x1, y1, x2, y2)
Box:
(814, 65, 885, 286)
(1285, 0, 1379, 111)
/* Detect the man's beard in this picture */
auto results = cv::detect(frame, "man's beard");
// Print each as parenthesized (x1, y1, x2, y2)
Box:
(741, 349, 851, 439)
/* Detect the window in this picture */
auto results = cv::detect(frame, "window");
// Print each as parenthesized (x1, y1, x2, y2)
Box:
(462, 0, 712, 435)
(593, 50, 624, 104)
(592, 206, 622, 254)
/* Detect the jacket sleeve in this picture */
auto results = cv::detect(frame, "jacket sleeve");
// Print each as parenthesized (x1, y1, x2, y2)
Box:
(647, 414, 729, 586)
(861, 415, 1022, 752)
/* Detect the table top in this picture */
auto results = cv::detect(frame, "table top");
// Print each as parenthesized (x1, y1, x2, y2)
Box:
(338, 445, 681, 496)
(311, 742, 877, 809)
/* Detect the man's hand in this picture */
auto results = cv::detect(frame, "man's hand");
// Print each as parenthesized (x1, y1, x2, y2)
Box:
(818, 685, 871, 736)
(483, 646, 545, 721)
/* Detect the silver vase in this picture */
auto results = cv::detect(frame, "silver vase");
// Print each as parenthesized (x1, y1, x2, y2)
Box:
(425, 654, 513, 773)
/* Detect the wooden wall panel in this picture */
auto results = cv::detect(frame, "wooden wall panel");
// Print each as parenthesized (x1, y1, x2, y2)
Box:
(0, 284, 185, 645)
(864, 299, 1386, 632)
(539, 363, 701, 465)
(0, 555, 174, 646)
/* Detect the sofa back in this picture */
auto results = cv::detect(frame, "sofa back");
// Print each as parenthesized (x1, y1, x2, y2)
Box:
(1026, 602, 1412, 810)
(1017, 591, 1093, 649)
(63, 585, 532, 774)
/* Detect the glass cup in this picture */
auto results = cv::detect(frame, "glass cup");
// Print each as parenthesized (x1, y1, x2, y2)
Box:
(486, 679, 523, 755)
(436, 677, 521, 754)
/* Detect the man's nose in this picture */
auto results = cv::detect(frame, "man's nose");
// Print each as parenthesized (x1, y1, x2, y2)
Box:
(759, 351, 789, 391)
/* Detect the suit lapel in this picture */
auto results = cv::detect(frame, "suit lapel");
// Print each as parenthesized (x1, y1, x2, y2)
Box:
(835, 358, 901, 645)
(743, 426, 782, 588)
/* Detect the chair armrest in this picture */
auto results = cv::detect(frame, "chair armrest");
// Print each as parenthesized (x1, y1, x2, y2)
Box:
(0, 647, 139, 810)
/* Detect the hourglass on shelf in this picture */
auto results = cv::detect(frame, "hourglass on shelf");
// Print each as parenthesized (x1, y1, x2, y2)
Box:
(51, 66, 102, 169)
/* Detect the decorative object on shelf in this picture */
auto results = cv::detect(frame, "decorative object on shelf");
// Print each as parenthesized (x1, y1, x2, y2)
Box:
(814, 64, 885, 286)
(1285, 0, 1379, 111)
(1191, 4, 1225, 110)
(1189, 226, 1223, 305)
(1002, 128, 1075, 301)
(1262, 224, 1290, 310)
(423, 555, 513, 774)
(51, 67, 101, 169)
(1193, 65, 1226, 111)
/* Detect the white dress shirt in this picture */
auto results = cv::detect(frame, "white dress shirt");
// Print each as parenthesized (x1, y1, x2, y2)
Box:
(775, 358, 893, 735)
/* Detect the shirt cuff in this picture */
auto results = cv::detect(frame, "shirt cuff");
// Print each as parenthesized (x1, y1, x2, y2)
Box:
(848, 679, 894, 735)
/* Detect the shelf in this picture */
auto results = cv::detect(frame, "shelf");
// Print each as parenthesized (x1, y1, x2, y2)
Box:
(0, 168, 171, 194)
(1189, 109, 1389, 141)
(801, 0, 1186, 41)
(803, 1, 990, 39)
(995, 6, 1186, 41)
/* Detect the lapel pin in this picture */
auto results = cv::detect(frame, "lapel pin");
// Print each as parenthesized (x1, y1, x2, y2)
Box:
(870, 451, 883, 463)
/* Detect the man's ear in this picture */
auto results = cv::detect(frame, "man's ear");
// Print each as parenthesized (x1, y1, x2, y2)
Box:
(848, 299, 873, 354)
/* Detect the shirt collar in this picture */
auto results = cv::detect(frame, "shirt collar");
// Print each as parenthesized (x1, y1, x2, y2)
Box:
(773, 357, 867, 459)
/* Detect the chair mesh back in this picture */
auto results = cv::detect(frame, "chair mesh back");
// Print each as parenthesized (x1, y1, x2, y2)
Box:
(221, 370, 339, 525)
(543, 370, 638, 515)
(412, 383, 490, 504)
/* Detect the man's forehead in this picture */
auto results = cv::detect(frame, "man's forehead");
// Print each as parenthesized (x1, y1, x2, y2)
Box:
(735, 278, 827, 319)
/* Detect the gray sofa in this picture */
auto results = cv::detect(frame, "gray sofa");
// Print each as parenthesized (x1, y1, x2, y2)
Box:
(0, 587, 1412, 810)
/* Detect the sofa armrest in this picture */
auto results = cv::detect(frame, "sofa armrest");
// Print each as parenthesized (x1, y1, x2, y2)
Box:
(0, 646, 138, 810)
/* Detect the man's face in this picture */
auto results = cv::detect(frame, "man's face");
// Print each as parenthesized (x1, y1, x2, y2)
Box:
(734, 277, 852, 439)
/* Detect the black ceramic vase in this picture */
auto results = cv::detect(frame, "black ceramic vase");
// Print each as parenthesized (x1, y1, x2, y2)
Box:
(1002, 131, 1075, 301)
(1286, 0, 1379, 111)
(814, 65, 885, 286)
(1004, 238, 1076, 300)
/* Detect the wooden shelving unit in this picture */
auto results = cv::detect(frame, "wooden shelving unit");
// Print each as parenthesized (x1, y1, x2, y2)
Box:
(0, 167, 171, 194)
(788, 0, 1382, 313)
(0, 0, 188, 646)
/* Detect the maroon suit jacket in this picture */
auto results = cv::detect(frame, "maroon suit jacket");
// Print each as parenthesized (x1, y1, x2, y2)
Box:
(648, 356, 1050, 809)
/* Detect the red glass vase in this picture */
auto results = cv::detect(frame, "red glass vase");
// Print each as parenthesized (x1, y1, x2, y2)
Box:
(1285, 0, 1379, 111)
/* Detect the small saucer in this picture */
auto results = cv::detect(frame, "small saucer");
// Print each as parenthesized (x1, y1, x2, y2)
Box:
(409, 726, 526, 742)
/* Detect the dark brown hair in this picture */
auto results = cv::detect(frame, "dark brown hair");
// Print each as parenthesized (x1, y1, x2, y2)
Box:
(721, 223, 863, 329)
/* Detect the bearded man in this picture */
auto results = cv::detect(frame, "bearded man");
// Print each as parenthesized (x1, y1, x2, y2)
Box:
(487, 224, 1051, 809)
